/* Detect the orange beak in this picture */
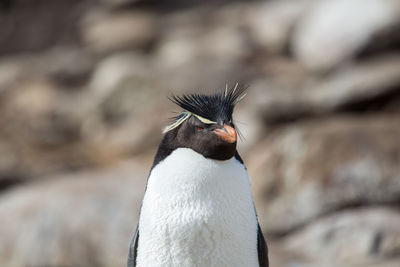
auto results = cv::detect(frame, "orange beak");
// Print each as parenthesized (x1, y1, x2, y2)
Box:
(213, 124, 237, 143)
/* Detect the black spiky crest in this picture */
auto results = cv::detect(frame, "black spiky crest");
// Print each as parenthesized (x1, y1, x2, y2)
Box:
(163, 84, 247, 133)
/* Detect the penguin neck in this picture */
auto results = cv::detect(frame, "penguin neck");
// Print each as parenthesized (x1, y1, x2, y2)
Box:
(151, 132, 178, 169)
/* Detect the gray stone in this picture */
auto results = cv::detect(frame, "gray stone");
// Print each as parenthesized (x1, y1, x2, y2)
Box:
(0, 160, 147, 267)
(292, 0, 400, 71)
(0, 46, 94, 91)
(100, 0, 141, 7)
(0, 60, 24, 94)
(88, 52, 151, 102)
(251, 56, 400, 124)
(0, 76, 101, 182)
(81, 10, 155, 53)
(154, 7, 251, 88)
(85, 52, 171, 156)
(246, 0, 312, 53)
(249, 114, 400, 234)
(307, 55, 400, 111)
(283, 208, 400, 266)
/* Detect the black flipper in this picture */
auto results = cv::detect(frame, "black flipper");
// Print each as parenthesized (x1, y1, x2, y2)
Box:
(127, 224, 139, 267)
(257, 223, 269, 267)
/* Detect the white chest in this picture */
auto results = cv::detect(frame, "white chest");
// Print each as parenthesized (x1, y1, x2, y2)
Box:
(136, 148, 259, 267)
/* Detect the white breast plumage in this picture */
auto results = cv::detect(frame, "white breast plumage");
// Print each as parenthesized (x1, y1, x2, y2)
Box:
(136, 148, 259, 267)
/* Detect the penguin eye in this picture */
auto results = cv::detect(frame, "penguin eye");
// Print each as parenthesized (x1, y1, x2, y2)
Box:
(197, 126, 204, 131)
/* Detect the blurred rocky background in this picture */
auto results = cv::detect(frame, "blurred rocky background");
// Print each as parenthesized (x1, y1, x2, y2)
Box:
(0, 0, 400, 266)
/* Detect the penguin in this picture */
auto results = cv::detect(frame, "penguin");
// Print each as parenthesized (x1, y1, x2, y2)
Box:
(127, 85, 269, 267)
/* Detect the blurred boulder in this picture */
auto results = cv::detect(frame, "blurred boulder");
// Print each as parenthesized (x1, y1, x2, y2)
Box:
(30, 46, 95, 86)
(89, 76, 168, 156)
(154, 7, 252, 89)
(283, 208, 400, 266)
(246, 0, 312, 53)
(85, 52, 169, 156)
(249, 114, 400, 234)
(0, 78, 77, 182)
(251, 55, 400, 124)
(0, 59, 24, 93)
(88, 52, 151, 101)
(0, 0, 88, 55)
(100, 0, 141, 7)
(0, 160, 147, 267)
(157, 21, 248, 69)
(0, 46, 94, 90)
(0, 77, 107, 184)
(81, 10, 156, 53)
(1, 79, 61, 142)
(293, 0, 400, 72)
(0, 141, 20, 189)
(306, 55, 400, 111)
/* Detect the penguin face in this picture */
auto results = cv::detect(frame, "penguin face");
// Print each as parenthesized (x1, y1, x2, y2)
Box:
(175, 116, 237, 160)
(159, 85, 247, 163)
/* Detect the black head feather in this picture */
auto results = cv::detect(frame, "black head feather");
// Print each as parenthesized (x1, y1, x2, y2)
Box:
(157, 84, 247, 163)
(170, 84, 247, 124)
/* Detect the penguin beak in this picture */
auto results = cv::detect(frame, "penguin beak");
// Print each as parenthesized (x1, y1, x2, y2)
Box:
(213, 124, 237, 143)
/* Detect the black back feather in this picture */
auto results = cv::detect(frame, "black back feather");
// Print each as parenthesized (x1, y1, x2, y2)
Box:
(170, 84, 247, 123)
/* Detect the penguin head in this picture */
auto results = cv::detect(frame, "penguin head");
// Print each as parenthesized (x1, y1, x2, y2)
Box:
(162, 85, 246, 161)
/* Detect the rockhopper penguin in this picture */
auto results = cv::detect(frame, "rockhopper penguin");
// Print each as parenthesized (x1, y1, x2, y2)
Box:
(128, 85, 269, 267)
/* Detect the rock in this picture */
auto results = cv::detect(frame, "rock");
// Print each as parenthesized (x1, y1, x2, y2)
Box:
(31, 46, 95, 86)
(360, 23, 400, 57)
(0, 141, 20, 189)
(248, 114, 400, 234)
(85, 52, 170, 156)
(0, 79, 60, 140)
(0, 46, 94, 90)
(91, 75, 169, 155)
(292, 0, 400, 71)
(0, 0, 90, 56)
(88, 52, 151, 102)
(0, 59, 24, 93)
(81, 10, 155, 53)
(156, 25, 242, 70)
(306, 55, 400, 111)
(0, 77, 106, 184)
(246, 0, 312, 53)
(100, 0, 141, 7)
(0, 160, 147, 267)
(251, 55, 400, 125)
(283, 208, 400, 266)
(155, 7, 251, 85)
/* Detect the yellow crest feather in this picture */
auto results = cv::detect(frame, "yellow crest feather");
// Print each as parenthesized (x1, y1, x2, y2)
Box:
(162, 111, 216, 133)
(192, 114, 217, 124)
